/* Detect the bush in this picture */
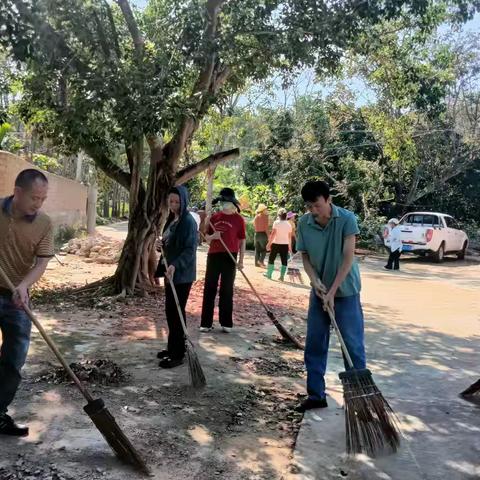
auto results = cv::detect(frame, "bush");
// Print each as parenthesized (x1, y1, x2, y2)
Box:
(96, 216, 113, 226)
(357, 216, 387, 250)
(459, 220, 480, 251)
(54, 224, 84, 249)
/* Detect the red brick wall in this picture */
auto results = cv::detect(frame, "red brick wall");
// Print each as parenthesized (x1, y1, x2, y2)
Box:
(0, 151, 87, 228)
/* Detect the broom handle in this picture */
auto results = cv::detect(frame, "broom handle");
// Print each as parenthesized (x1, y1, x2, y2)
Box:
(204, 223, 273, 315)
(0, 265, 95, 403)
(315, 279, 355, 369)
(159, 246, 189, 338)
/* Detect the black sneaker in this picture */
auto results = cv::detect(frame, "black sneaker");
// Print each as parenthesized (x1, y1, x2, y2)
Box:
(0, 414, 29, 436)
(156, 350, 169, 359)
(384, 265, 392, 270)
(159, 357, 184, 369)
(294, 398, 328, 413)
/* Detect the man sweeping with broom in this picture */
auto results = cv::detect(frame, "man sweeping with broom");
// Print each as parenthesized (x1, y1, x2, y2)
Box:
(294, 180, 400, 457)
(0, 169, 54, 436)
(294, 180, 366, 413)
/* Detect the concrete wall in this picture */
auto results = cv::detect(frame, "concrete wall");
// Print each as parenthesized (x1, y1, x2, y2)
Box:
(0, 151, 87, 228)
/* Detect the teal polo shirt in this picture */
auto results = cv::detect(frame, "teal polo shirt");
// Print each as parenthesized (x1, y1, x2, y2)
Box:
(296, 204, 361, 297)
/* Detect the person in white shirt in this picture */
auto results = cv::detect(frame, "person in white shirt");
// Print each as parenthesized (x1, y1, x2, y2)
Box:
(385, 218, 402, 270)
(189, 208, 201, 230)
(265, 208, 292, 281)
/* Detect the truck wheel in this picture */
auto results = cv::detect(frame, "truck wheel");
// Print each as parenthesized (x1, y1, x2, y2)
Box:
(457, 241, 467, 260)
(434, 243, 445, 263)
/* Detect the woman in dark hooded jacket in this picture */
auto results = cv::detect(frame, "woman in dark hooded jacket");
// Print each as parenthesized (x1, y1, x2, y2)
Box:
(155, 186, 198, 368)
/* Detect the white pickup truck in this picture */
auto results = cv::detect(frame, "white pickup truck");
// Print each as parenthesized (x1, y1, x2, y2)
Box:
(384, 212, 469, 262)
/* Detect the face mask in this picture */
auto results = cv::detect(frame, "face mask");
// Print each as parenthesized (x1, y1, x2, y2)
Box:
(221, 201, 235, 212)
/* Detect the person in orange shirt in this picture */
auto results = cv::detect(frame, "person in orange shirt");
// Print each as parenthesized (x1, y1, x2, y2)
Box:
(253, 204, 269, 268)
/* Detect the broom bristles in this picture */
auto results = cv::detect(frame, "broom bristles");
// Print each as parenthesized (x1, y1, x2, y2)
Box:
(186, 340, 206, 389)
(340, 369, 401, 457)
(84, 399, 150, 475)
(266, 311, 304, 349)
(460, 378, 480, 405)
(461, 378, 480, 397)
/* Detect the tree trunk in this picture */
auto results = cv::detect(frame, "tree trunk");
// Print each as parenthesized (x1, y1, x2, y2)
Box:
(87, 182, 98, 235)
(121, 196, 126, 217)
(75, 152, 84, 182)
(112, 156, 171, 294)
(103, 194, 109, 218)
(110, 146, 239, 294)
(206, 165, 216, 216)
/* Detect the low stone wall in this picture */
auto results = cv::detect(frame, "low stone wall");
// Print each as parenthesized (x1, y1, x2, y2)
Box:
(0, 150, 87, 228)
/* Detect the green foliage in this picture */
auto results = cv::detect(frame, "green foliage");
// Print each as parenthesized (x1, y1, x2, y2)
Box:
(0, 122, 11, 148)
(1, 0, 474, 168)
(95, 216, 114, 226)
(0, 0, 478, 256)
(54, 224, 82, 249)
(245, 219, 255, 251)
(357, 216, 388, 250)
(32, 153, 61, 173)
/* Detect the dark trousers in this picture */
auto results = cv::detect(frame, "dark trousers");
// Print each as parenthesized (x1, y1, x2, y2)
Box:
(254, 232, 268, 264)
(201, 252, 237, 328)
(0, 294, 32, 414)
(268, 243, 289, 266)
(386, 250, 401, 270)
(165, 282, 192, 360)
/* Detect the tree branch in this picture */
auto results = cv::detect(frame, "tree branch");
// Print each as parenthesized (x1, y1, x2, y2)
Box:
(175, 148, 239, 185)
(165, 0, 228, 168)
(193, 0, 226, 96)
(14, 0, 88, 73)
(83, 144, 132, 190)
(104, 1, 122, 60)
(115, 0, 144, 57)
(92, 10, 111, 60)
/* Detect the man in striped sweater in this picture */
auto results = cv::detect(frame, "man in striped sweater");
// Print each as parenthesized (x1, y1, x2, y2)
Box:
(0, 169, 54, 436)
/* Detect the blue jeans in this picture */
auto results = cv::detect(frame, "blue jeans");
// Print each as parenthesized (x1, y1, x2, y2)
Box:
(0, 295, 32, 414)
(305, 292, 366, 400)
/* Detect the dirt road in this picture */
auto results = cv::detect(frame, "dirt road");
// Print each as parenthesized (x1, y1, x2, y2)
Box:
(1, 224, 478, 480)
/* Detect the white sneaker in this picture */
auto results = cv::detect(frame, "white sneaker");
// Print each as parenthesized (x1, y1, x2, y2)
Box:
(221, 326, 232, 333)
(199, 327, 213, 333)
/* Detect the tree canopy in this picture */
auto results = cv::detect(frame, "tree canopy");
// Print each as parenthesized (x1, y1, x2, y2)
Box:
(1, 0, 479, 290)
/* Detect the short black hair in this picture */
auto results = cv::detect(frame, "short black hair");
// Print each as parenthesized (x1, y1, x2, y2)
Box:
(301, 180, 330, 203)
(15, 169, 48, 189)
(279, 212, 287, 220)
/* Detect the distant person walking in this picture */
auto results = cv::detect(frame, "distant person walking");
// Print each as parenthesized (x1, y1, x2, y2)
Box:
(254, 203, 269, 268)
(265, 208, 292, 281)
(384, 218, 402, 271)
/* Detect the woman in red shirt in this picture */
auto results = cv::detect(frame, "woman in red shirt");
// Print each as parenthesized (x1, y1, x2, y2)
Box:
(200, 188, 246, 333)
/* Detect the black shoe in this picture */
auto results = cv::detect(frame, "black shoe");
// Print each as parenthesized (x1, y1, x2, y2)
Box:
(159, 357, 184, 369)
(156, 350, 169, 359)
(294, 398, 328, 413)
(384, 265, 392, 270)
(0, 414, 29, 436)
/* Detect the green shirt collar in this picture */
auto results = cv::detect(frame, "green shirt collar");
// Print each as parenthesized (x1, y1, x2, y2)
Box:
(307, 204, 339, 227)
